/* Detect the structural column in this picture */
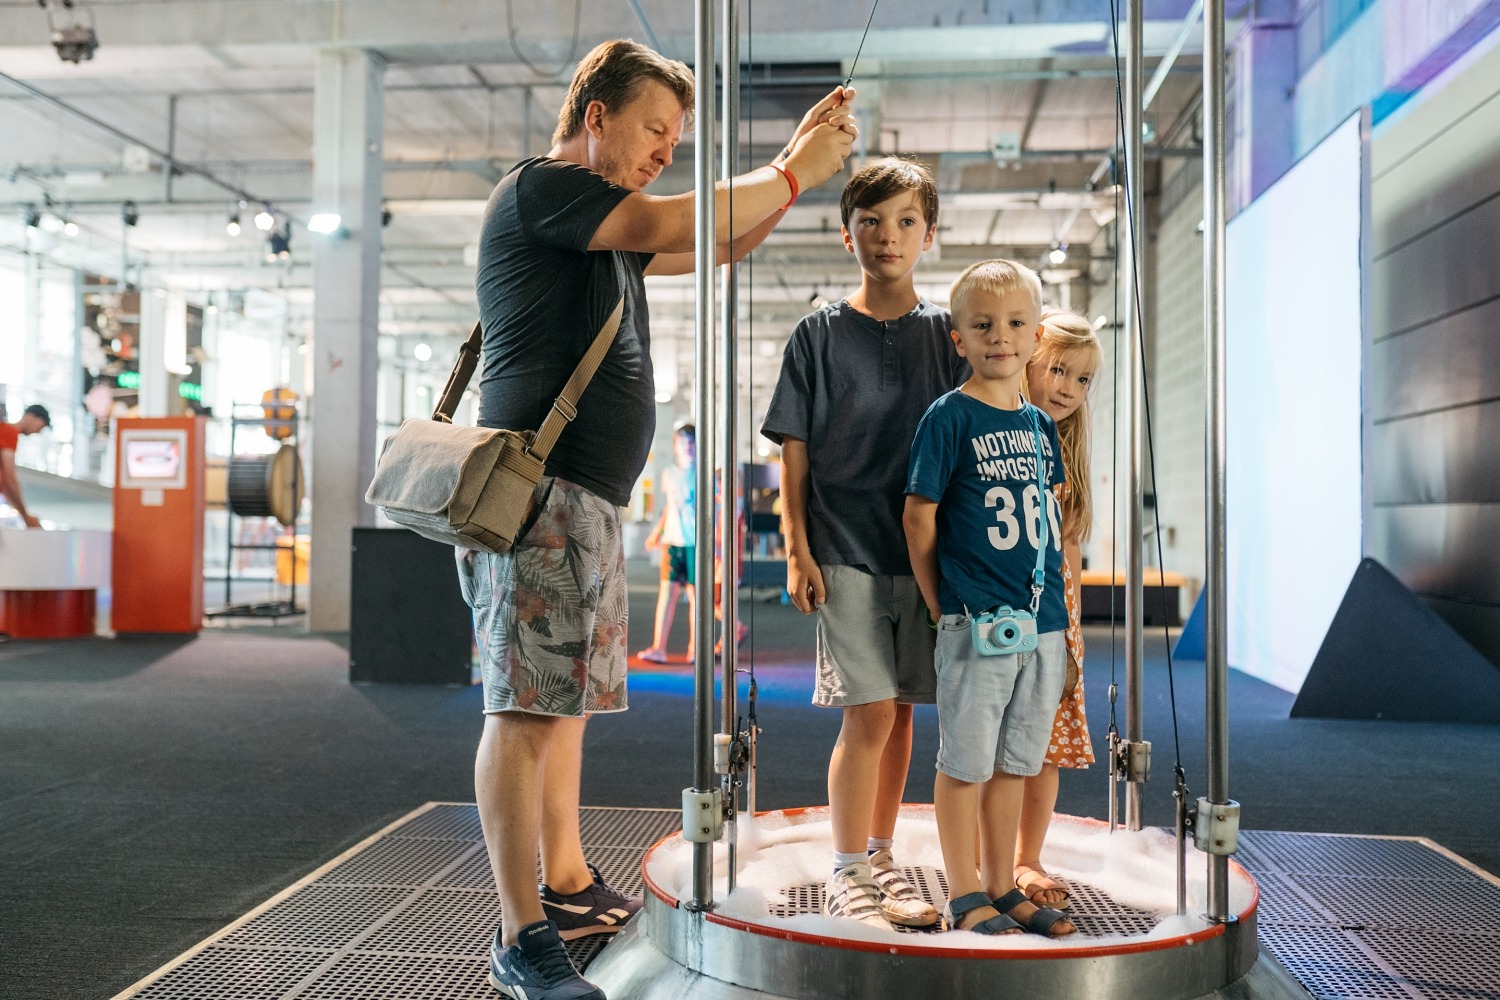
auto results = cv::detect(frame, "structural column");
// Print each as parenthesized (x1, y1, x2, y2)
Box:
(308, 48, 385, 631)
(137, 289, 170, 417)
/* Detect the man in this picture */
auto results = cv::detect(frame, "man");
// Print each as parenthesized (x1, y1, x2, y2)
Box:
(460, 39, 856, 1000)
(0, 404, 50, 528)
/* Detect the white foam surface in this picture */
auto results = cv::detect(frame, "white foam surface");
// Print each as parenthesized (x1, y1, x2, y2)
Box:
(644, 807, 1255, 950)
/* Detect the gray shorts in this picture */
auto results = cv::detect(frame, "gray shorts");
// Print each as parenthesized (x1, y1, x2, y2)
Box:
(813, 563, 937, 707)
(934, 619, 1066, 782)
(456, 476, 628, 717)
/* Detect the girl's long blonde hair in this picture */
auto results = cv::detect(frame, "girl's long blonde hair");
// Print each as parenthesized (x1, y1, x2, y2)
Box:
(1026, 308, 1101, 543)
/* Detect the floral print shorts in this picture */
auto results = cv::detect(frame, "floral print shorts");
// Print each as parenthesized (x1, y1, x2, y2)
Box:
(456, 476, 627, 716)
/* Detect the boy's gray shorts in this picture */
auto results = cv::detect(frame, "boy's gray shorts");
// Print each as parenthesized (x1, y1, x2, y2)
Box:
(934, 618, 1066, 782)
(813, 563, 937, 707)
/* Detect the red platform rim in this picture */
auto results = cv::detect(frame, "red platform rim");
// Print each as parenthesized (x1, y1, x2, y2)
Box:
(641, 804, 1259, 961)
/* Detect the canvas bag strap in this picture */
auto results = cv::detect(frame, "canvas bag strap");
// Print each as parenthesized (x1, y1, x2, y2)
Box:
(429, 256, 627, 462)
(528, 291, 624, 461)
(431, 322, 483, 424)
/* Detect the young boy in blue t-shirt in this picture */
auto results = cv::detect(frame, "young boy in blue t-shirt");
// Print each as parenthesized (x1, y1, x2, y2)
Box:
(903, 259, 1077, 937)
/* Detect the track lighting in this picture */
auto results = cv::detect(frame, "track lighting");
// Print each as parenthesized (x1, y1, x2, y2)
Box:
(226, 212, 241, 236)
(254, 206, 276, 231)
(1049, 245, 1068, 266)
(121, 201, 138, 227)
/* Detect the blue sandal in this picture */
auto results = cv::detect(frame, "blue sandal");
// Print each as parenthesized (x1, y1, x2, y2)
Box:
(993, 887, 1075, 937)
(943, 891, 1022, 935)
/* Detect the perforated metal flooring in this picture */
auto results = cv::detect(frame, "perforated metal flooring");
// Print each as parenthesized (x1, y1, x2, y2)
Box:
(1240, 830, 1500, 1000)
(114, 807, 1500, 1000)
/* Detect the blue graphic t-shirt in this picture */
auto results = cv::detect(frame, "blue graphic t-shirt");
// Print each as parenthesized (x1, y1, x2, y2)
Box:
(906, 389, 1068, 632)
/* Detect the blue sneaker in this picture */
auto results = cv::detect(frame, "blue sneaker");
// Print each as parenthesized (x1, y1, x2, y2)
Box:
(488, 920, 603, 1000)
(539, 863, 641, 940)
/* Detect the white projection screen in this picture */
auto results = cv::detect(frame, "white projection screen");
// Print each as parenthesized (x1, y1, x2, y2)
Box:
(1225, 111, 1367, 693)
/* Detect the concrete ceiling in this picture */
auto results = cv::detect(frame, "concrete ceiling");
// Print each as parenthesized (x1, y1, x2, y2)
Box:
(0, 0, 1208, 384)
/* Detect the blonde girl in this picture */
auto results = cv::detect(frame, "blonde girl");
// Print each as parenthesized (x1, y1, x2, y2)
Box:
(1013, 307, 1102, 909)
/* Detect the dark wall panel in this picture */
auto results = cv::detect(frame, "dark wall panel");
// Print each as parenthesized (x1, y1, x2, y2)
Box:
(1372, 504, 1500, 607)
(1371, 398, 1500, 505)
(1370, 191, 1500, 337)
(1371, 294, 1500, 420)
(1369, 49, 1500, 670)
(1421, 595, 1500, 674)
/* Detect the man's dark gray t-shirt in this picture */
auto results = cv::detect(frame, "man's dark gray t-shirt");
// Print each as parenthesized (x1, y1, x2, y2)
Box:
(475, 157, 655, 508)
(760, 299, 965, 576)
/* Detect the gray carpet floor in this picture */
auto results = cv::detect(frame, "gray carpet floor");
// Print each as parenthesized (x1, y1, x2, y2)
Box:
(2, 558, 1497, 999)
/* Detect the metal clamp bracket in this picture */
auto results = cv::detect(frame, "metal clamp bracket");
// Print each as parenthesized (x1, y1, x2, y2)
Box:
(682, 788, 723, 843)
(714, 734, 733, 775)
(1194, 798, 1241, 856)
(1116, 738, 1152, 783)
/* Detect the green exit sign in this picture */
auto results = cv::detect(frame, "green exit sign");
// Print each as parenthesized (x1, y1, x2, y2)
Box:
(112, 371, 202, 401)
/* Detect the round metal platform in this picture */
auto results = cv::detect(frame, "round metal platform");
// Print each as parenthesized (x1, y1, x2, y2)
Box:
(589, 805, 1261, 1000)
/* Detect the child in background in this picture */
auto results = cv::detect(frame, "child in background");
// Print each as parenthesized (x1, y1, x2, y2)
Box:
(638, 422, 696, 664)
(904, 259, 1075, 937)
(762, 158, 962, 930)
(1013, 308, 1102, 910)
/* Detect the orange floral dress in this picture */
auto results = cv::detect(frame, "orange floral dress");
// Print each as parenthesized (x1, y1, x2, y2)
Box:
(1045, 499, 1094, 768)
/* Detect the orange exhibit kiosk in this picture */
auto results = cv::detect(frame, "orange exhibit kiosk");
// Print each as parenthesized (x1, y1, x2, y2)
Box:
(111, 417, 205, 634)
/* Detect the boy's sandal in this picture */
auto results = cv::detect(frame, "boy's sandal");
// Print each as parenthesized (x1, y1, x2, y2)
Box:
(1014, 864, 1071, 909)
(943, 891, 1022, 935)
(993, 888, 1076, 937)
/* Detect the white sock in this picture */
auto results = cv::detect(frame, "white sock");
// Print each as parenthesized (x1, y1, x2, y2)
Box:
(833, 851, 867, 873)
(866, 837, 894, 855)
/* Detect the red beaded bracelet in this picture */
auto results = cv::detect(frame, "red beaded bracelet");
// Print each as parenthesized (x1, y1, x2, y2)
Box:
(769, 163, 798, 212)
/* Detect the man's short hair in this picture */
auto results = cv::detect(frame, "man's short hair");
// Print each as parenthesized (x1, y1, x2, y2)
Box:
(553, 39, 695, 146)
(949, 259, 1043, 323)
(23, 403, 50, 428)
(839, 157, 939, 230)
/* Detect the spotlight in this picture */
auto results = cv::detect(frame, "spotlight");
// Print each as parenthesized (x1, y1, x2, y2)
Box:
(265, 228, 292, 261)
(22, 206, 40, 230)
(226, 212, 241, 236)
(254, 206, 276, 231)
(307, 212, 343, 235)
(413, 342, 432, 362)
(381, 203, 393, 228)
(63, 219, 79, 237)
(50, 22, 98, 64)
(1048, 245, 1068, 266)
(121, 201, 138, 227)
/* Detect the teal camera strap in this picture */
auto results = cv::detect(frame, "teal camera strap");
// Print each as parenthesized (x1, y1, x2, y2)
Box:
(1025, 402, 1048, 613)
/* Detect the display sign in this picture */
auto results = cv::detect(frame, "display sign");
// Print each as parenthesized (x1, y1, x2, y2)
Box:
(118, 428, 188, 489)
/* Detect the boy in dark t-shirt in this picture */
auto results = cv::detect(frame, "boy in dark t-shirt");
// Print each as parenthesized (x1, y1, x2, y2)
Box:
(762, 159, 962, 931)
(904, 259, 1076, 938)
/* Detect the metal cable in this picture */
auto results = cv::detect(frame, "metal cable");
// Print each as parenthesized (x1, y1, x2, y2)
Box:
(1107, 0, 1185, 777)
(504, 0, 583, 80)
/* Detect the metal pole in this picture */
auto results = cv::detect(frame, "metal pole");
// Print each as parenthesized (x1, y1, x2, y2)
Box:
(690, 0, 718, 911)
(1124, 0, 1147, 833)
(719, 0, 741, 895)
(1202, 0, 1232, 923)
